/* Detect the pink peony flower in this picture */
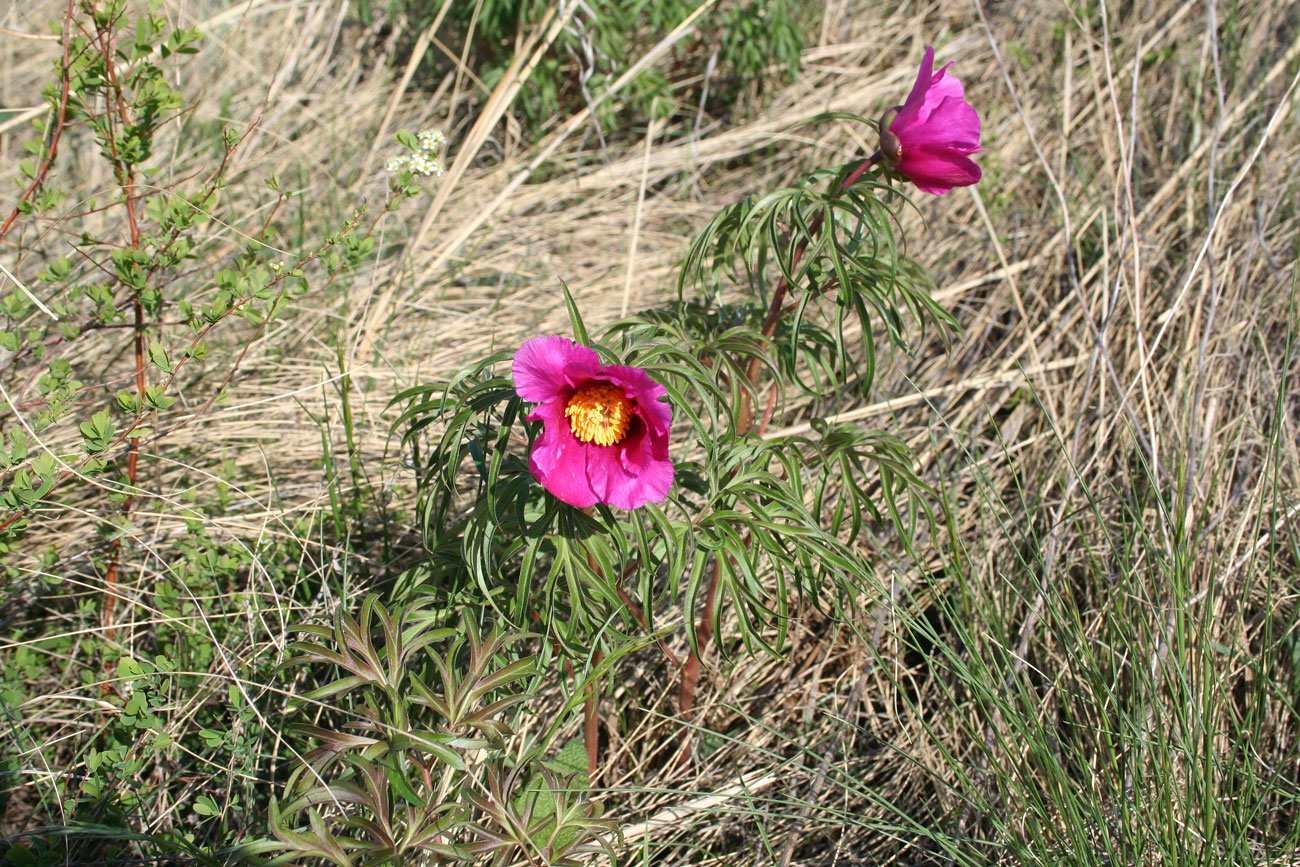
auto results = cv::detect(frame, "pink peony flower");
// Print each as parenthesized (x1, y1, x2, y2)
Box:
(880, 46, 982, 195)
(512, 335, 673, 510)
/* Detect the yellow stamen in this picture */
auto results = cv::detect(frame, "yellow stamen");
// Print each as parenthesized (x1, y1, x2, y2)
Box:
(565, 382, 634, 446)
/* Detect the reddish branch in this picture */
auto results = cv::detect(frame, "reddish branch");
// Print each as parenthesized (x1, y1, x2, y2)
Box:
(579, 552, 692, 779)
(0, 0, 76, 246)
(100, 300, 143, 644)
(98, 12, 146, 644)
(736, 154, 881, 432)
(614, 583, 681, 668)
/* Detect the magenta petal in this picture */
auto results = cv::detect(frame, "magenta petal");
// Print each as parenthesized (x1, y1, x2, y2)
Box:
(893, 48, 961, 132)
(599, 365, 671, 435)
(585, 421, 674, 510)
(903, 97, 981, 149)
(513, 336, 599, 404)
(526, 401, 600, 508)
(922, 63, 966, 117)
(897, 145, 982, 194)
(900, 46, 935, 116)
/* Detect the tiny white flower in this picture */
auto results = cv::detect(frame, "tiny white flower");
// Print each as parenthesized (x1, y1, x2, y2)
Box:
(387, 127, 446, 177)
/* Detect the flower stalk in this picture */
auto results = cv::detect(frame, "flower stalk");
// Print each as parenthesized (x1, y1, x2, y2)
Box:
(737, 152, 881, 434)
(675, 42, 983, 719)
(679, 152, 880, 723)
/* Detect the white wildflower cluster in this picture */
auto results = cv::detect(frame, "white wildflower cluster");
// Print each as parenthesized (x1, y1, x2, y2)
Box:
(385, 128, 447, 177)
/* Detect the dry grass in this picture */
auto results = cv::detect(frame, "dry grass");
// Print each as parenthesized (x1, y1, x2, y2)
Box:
(1, 0, 1299, 863)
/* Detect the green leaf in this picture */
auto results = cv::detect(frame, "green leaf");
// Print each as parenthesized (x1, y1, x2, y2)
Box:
(394, 128, 418, 151)
(30, 452, 55, 480)
(387, 765, 425, 807)
(116, 389, 142, 414)
(5, 844, 37, 866)
(560, 279, 589, 345)
(144, 385, 174, 411)
(124, 691, 147, 717)
(117, 656, 143, 679)
(543, 736, 589, 784)
(147, 340, 172, 373)
(9, 431, 27, 461)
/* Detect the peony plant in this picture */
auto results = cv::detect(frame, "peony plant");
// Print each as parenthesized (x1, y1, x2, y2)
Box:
(391, 44, 982, 777)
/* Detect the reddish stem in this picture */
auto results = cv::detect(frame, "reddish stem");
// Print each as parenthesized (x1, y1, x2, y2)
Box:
(577, 537, 607, 781)
(99, 14, 146, 648)
(0, 0, 76, 245)
(583, 649, 604, 782)
(678, 558, 721, 721)
(757, 380, 780, 437)
(614, 583, 681, 668)
(100, 300, 143, 646)
(736, 154, 879, 432)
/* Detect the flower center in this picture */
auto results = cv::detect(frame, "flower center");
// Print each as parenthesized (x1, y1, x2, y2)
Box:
(565, 382, 634, 446)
